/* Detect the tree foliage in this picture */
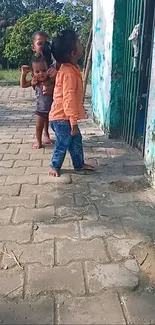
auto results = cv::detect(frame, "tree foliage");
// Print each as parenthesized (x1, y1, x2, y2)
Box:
(4, 9, 69, 66)
(0, 0, 27, 66)
(63, 0, 92, 47)
(24, 0, 63, 16)
(0, 0, 27, 26)
(0, 0, 92, 67)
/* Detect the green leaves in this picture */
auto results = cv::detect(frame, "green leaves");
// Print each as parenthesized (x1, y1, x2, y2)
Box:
(0, 0, 92, 67)
(0, 0, 27, 26)
(27, 0, 63, 15)
(4, 9, 69, 66)
(63, 0, 92, 47)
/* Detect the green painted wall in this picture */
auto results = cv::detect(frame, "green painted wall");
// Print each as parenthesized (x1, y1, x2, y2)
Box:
(109, 0, 127, 137)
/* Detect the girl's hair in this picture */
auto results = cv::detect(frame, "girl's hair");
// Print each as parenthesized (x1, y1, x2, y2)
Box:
(30, 55, 47, 69)
(32, 31, 52, 68)
(32, 31, 49, 43)
(51, 29, 77, 64)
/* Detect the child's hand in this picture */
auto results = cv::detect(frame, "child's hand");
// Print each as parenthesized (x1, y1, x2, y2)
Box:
(31, 76, 38, 87)
(42, 85, 54, 95)
(71, 125, 79, 136)
(21, 65, 30, 75)
(42, 84, 48, 95)
(47, 68, 57, 80)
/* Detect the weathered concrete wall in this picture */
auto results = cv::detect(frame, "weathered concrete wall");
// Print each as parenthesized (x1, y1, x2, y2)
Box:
(92, 0, 115, 133)
(145, 28, 155, 183)
(92, 0, 126, 136)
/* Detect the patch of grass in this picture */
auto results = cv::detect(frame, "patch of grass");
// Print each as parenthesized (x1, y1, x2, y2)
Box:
(0, 69, 21, 86)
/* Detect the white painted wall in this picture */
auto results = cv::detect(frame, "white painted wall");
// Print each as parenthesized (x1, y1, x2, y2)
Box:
(145, 28, 155, 184)
(92, 0, 115, 130)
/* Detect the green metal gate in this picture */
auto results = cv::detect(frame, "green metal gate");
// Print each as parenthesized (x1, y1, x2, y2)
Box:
(122, 0, 155, 153)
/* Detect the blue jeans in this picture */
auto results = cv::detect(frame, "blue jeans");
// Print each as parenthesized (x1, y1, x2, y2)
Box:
(50, 120, 84, 170)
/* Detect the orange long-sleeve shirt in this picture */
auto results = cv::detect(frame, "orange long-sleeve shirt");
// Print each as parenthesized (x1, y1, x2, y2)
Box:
(49, 63, 85, 126)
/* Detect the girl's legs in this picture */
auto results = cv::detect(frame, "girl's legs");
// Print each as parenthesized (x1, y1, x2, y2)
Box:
(33, 115, 45, 149)
(43, 116, 51, 144)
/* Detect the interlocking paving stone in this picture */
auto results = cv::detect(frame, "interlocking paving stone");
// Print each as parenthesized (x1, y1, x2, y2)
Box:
(57, 292, 126, 325)
(57, 205, 98, 221)
(39, 174, 72, 184)
(107, 237, 144, 261)
(1, 242, 54, 268)
(0, 160, 14, 168)
(3, 153, 29, 161)
(0, 167, 25, 176)
(79, 219, 125, 239)
(26, 262, 85, 296)
(14, 206, 56, 223)
(0, 208, 13, 225)
(25, 167, 49, 175)
(121, 293, 155, 325)
(0, 297, 54, 324)
(0, 184, 20, 196)
(0, 268, 24, 298)
(0, 224, 32, 243)
(5, 175, 38, 185)
(0, 196, 36, 209)
(34, 223, 79, 242)
(37, 193, 74, 208)
(14, 159, 41, 167)
(56, 238, 109, 265)
(85, 260, 139, 292)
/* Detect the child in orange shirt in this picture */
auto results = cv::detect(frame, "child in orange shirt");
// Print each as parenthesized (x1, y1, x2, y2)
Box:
(49, 29, 94, 177)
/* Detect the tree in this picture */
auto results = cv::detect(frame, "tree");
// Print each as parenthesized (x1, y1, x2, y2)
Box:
(0, 0, 64, 65)
(24, 0, 63, 16)
(0, 0, 27, 26)
(63, 0, 92, 47)
(0, 0, 27, 66)
(4, 9, 69, 66)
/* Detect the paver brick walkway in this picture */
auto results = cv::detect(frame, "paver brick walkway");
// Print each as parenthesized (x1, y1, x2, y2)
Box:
(0, 86, 155, 324)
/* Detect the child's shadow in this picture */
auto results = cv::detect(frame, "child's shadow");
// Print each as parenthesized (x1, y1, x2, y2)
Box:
(60, 169, 94, 175)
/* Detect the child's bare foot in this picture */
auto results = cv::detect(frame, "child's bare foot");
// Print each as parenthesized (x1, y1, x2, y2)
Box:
(33, 142, 42, 149)
(49, 168, 60, 177)
(43, 135, 51, 145)
(80, 164, 95, 171)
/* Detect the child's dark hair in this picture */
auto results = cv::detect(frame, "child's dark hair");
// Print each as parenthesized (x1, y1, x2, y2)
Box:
(30, 55, 47, 69)
(32, 31, 49, 43)
(51, 29, 77, 64)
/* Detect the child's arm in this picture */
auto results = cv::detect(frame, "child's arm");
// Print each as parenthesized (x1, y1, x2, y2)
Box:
(20, 65, 31, 88)
(42, 83, 54, 96)
(41, 68, 57, 95)
(62, 72, 79, 135)
(47, 68, 57, 81)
